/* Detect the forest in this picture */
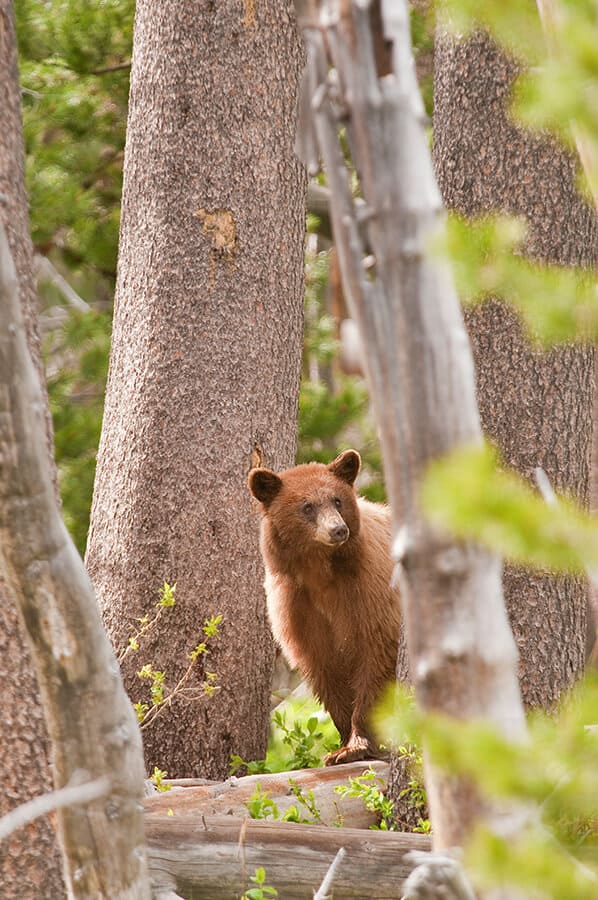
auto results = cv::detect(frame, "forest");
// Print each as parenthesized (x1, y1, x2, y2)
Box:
(1, 0, 598, 898)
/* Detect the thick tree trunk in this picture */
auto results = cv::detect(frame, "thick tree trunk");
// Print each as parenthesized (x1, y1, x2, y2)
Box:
(86, 1, 306, 779)
(0, 3, 64, 895)
(297, 0, 527, 857)
(433, 29, 597, 706)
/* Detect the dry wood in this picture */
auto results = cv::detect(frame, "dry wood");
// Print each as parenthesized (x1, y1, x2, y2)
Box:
(295, 0, 527, 862)
(145, 812, 431, 899)
(146, 760, 389, 829)
(0, 223, 150, 896)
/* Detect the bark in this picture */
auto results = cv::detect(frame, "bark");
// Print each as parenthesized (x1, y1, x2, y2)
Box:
(296, 0, 526, 856)
(0, 224, 150, 896)
(433, 29, 597, 706)
(86, 0, 306, 780)
(145, 812, 431, 899)
(145, 760, 389, 828)
(0, 3, 64, 895)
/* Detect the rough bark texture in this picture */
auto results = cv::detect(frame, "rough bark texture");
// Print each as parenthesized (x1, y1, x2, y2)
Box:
(0, 3, 64, 895)
(0, 221, 150, 897)
(86, 0, 306, 779)
(297, 0, 526, 856)
(433, 29, 596, 707)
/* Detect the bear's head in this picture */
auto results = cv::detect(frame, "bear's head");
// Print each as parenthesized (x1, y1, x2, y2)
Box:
(248, 450, 361, 555)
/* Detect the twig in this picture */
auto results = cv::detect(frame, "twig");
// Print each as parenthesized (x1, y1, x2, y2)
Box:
(35, 254, 91, 312)
(90, 61, 132, 75)
(534, 466, 558, 506)
(313, 846, 346, 900)
(0, 775, 111, 842)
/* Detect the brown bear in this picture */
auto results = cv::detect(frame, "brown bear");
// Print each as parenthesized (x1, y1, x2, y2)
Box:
(248, 449, 402, 765)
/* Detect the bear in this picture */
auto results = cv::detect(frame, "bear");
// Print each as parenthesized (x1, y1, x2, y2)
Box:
(248, 449, 402, 765)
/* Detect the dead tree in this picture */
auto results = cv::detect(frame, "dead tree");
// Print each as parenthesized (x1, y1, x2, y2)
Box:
(295, 0, 527, 854)
(0, 223, 150, 897)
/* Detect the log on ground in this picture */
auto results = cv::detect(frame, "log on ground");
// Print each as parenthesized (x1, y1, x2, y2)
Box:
(145, 761, 390, 829)
(145, 813, 431, 899)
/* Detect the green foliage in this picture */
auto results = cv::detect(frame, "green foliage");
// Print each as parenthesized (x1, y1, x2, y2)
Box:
(335, 766, 396, 830)
(17, 0, 132, 268)
(45, 307, 111, 554)
(420, 675, 598, 899)
(241, 867, 278, 900)
(230, 698, 340, 775)
(441, 215, 598, 344)
(422, 442, 598, 573)
(120, 581, 222, 727)
(149, 766, 171, 793)
(244, 779, 323, 826)
(158, 581, 177, 608)
(16, 0, 134, 556)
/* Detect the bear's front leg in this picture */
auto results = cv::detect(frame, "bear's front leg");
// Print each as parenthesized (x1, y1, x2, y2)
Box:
(324, 731, 379, 766)
(324, 671, 387, 766)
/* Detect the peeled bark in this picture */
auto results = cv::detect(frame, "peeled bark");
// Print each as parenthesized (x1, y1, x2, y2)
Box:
(0, 3, 64, 894)
(0, 223, 150, 897)
(86, 1, 306, 779)
(433, 29, 597, 706)
(296, 0, 526, 854)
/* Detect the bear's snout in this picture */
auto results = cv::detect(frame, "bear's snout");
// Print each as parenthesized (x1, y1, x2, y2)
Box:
(329, 522, 349, 544)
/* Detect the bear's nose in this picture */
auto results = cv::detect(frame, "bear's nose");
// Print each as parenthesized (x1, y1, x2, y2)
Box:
(330, 523, 349, 543)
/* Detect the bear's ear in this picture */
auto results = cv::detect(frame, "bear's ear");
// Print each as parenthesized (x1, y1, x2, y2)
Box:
(328, 449, 361, 486)
(249, 468, 283, 506)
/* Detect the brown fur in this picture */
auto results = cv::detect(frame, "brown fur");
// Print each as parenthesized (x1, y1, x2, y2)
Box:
(249, 450, 401, 765)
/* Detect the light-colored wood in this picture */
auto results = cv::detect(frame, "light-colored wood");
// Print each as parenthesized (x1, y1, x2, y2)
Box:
(146, 761, 390, 829)
(295, 0, 528, 864)
(0, 223, 150, 897)
(146, 812, 431, 899)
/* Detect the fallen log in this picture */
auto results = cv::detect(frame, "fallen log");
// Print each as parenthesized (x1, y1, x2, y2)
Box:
(145, 761, 390, 829)
(145, 813, 431, 899)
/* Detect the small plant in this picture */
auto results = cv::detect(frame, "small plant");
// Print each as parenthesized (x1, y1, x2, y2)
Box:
(335, 766, 396, 830)
(119, 581, 223, 729)
(287, 778, 323, 824)
(245, 780, 323, 825)
(396, 743, 427, 812)
(149, 766, 171, 793)
(245, 785, 280, 821)
(231, 698, 339, 775)
(119, 581, 177, 664)
(240, 866, 278, 900)
(272, 710, 327, 770)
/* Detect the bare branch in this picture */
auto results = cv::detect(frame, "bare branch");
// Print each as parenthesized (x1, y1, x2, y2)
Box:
(0, 776, 111, 842)
(34, 254, 91, 312)
(313, 846, 346, 900)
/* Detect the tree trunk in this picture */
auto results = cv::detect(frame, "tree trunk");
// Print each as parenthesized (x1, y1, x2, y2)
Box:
(433, 28, 597, 707)
(0, 220, 150, 897)
(0, 3, 64, 895)
(86, 1, 306, 779)
(296, 0, 527, 856)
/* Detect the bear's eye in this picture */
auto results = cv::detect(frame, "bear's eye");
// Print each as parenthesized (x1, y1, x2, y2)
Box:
(302, 502, 315, 517)
(333, 497, 342, 510)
